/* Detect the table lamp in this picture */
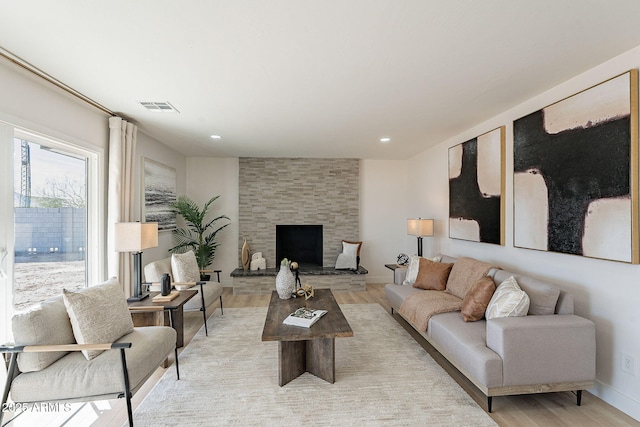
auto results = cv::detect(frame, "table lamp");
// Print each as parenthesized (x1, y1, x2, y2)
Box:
(115, 222, 158, 302)
(407, 218, 434, 257)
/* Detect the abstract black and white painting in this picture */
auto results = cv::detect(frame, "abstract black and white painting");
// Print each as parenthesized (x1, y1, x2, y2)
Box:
(143, 158, 177, 231)
(449, 127, 505, 245)
(513, 70, 638, 263)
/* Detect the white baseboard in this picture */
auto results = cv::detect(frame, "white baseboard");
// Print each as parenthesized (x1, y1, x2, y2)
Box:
(591, 380, 640, 422)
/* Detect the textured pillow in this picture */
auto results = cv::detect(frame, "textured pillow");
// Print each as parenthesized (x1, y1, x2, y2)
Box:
(63, 277, 134, 360)
(342, 240, 362, 257)
(402, 255, 442, 285)
(446, 257, 496, 300)
(335, 253, 357, 270)
(171, 250, 201, 282)
(461, 276, 496, 322)
(413, 259, 453, 291)
(12, 295, 76, 372)
(485, 276, 530, 320)
(143, 257, 173, 282)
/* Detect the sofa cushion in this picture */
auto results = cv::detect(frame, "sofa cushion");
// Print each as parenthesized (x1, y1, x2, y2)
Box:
(413, 258, 453, 291)
(485, 276, 530, 320)
(461, 276, 496, 322)
(384, 284, 423, 311)
(492, 270, 560, 315)
(446, 257, 496, 299)
(171, 251, 201, 282)
(12, 296, 76, 373)
(428, 312, 503, 389)
(10, 326, 176, 403)
(63, 278, 134, 360)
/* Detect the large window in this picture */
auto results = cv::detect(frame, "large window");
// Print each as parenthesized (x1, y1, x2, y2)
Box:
(9, 129, 101, 312)
(12, 136, 87, 309)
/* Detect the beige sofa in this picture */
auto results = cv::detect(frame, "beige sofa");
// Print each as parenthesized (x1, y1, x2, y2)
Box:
(384, 254, 596, 412)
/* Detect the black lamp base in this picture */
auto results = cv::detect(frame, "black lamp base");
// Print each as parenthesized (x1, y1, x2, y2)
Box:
(127, 292, 150, 303)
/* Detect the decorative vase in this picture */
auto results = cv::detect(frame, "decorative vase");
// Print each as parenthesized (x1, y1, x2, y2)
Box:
(160, 273, 171, 296)
(275, 262, 295, 299)
(242, 238, 251, 271)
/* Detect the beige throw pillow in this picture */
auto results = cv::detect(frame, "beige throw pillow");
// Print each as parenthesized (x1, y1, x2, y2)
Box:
(63, 277, 134, 360)
(461, 276, 496, 322)
(12, 296, 76, 372)
(171, 250, 201, 282)
(485, 276, 530, 320)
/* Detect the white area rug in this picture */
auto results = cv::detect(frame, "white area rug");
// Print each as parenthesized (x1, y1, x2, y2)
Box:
(133, 304, 497, 426)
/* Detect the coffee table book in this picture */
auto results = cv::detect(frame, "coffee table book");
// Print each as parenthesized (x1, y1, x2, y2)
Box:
(283, 308, 328, 327)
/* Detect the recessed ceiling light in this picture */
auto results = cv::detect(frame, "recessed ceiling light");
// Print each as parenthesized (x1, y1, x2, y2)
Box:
(379, 137, 391, 143)
(210, 135, 222, 140)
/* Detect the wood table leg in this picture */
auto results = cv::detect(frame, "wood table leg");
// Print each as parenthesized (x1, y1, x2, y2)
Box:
(278, 338, 336, 386)
(170, 308, 185, 348)
(306, 338, 335, 384)
(278, 341, 306, 386)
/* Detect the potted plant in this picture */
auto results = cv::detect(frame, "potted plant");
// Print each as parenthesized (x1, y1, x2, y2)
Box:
(169, 195, 230, 280)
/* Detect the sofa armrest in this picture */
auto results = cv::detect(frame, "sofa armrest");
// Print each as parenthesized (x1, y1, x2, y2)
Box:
(486, 314, 595, 387)
(1, 342, 131, 354)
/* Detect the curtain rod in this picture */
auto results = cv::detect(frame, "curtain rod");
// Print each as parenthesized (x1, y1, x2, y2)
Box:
(0, 46, 114, 116)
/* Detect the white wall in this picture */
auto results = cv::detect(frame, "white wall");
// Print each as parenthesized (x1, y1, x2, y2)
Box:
(407, 45, 640, 421)
(360, 159, 410, 283)
(185, 157, 239, 287)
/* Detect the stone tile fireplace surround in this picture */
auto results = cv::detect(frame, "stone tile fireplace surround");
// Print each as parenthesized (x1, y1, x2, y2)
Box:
(235, 157, 364, 294)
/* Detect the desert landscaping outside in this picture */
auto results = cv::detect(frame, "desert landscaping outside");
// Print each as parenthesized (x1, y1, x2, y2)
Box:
(13, 260, 85, 311)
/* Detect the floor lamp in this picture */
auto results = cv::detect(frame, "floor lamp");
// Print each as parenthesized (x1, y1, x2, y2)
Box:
(115, 222, 158, 302)
(407, 218, 434, 257)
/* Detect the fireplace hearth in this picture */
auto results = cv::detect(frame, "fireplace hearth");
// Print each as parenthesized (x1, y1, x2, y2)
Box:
(276, 225, 323, 267)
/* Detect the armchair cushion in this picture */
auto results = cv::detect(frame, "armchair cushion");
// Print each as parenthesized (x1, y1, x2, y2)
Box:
(62, 278, 134, 360)
(171, 250, 200, 282)
(143, 257, 173, 282)
(12, 296, 76, 373)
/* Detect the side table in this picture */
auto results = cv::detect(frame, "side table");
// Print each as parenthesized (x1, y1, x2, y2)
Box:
(128, 290, 197, 348)
(384, 263, 407, 284)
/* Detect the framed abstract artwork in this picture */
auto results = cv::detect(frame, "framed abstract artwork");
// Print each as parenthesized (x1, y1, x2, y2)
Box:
(513, 70, 639, 263)
(449, 126, 505, 245)
(142, 157, 177, 231)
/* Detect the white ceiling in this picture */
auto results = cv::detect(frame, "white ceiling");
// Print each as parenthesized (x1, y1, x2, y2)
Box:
(3, 1, 640, 159)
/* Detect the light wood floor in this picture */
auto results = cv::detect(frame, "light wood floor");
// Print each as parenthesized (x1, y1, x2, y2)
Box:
(11, 285, 637, 426)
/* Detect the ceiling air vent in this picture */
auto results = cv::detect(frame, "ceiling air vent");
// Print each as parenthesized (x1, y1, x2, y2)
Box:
(138, 101, 180, 113)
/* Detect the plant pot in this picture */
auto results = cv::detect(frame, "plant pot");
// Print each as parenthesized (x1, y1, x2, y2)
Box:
(200, 274, 211, 281)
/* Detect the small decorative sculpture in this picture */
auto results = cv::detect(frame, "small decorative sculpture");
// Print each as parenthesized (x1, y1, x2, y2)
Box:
(294, 284, 314, 300)
(290, 261, 302, 288)
(241, 238, 251, 271)
(250, 252, 266, 271)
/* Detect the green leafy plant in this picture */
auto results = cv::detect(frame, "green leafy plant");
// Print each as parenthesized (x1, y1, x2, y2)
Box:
(169, 195, 230, 279)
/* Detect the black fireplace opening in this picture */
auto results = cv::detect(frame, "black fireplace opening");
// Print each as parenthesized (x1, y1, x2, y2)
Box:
(276, 225, 323, 268)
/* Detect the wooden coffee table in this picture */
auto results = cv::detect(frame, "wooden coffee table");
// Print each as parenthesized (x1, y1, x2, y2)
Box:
(261, 289, 353, 386)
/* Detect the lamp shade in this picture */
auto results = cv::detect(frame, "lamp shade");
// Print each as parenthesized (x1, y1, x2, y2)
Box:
(407, 218, 434, 237)
(114, 222, 158, 252)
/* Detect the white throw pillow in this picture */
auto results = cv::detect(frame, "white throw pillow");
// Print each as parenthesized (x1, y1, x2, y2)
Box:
(63, 277, 134, 360)
(342, 241, 361, 256)
(485, 276, 530, 320)
(402, 255, 442, 285)
(171, 250, 201, 282)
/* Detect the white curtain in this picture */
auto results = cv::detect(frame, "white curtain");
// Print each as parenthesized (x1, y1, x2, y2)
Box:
(107, 116, 137, 297)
